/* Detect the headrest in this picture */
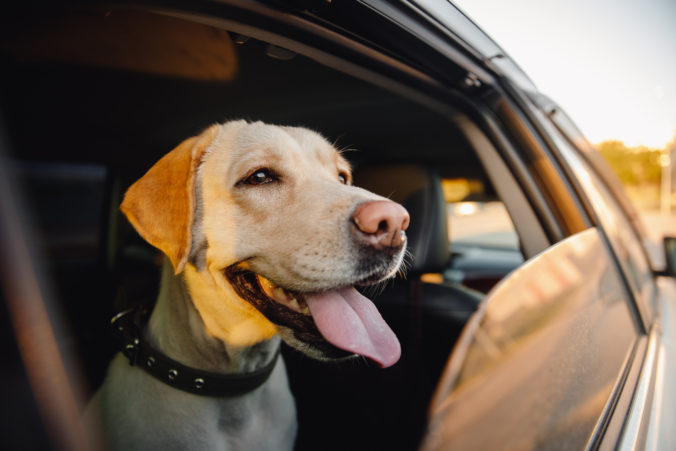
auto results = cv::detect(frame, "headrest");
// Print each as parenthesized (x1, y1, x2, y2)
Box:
(354, 164, 449, 274)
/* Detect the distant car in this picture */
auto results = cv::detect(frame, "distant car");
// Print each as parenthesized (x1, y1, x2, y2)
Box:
(1, 1, 674, 450)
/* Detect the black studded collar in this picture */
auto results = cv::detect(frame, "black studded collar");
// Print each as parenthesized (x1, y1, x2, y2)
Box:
(111, 307, 280, 397)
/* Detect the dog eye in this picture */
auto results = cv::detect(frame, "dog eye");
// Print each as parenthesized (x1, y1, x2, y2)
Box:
(338, 172, 348, 184)
(243, 169, 276, 186)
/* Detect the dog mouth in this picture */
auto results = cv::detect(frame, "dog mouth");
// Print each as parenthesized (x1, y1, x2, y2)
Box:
(224, 265, 401, 368)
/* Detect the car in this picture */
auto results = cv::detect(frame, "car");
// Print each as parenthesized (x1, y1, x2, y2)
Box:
(1, 1, 674, 450)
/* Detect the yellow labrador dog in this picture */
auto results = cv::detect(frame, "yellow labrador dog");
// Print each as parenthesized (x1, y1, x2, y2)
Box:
(86, 120, 409, 450)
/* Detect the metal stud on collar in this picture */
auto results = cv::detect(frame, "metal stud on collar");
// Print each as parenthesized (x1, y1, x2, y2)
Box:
(194, 378, 205, 389)
(168, 369, 178, 380)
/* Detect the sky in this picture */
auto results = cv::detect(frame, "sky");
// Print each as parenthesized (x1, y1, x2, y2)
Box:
(452, 0, 676, 149)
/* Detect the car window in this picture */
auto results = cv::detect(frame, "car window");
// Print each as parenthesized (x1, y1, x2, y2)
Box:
(538, 113, 656, 323)
(443, 178, 519, 250)
(441, 177, 524, 292)
(579, 160, 655, 317)
(423, 228, 641, 451)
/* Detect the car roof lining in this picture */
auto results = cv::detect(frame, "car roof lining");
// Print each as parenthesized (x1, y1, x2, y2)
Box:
(1, 8, 480, 176)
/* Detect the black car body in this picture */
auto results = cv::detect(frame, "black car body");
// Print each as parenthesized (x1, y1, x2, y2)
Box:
(1, 1, 674, 450)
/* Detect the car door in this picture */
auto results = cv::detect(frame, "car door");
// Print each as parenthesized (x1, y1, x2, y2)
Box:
(421, 228, 642, 450)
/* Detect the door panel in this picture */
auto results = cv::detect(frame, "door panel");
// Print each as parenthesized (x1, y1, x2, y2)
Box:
(422, 228, 640, 450)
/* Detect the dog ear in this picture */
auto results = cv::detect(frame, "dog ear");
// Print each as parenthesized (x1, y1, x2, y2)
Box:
(120, 125, 219, 274)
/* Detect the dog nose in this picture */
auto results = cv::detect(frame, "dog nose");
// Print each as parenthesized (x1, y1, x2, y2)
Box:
(352, 200, 410, 249)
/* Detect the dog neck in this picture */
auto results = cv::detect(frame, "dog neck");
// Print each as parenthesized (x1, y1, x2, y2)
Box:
(146, 259, 280, 375)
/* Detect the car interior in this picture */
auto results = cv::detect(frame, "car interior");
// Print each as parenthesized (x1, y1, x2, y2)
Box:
(1, 7, 530, 450)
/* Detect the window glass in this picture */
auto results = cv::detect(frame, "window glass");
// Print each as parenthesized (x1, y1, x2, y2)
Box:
(448, 200, 519, 250)
(540, 114, 656, 321)
(424, 229, 639, 451)
(441, 177, 524, 293)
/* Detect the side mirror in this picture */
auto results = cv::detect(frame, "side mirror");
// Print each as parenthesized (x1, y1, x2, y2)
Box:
(663, 236, 676, 277)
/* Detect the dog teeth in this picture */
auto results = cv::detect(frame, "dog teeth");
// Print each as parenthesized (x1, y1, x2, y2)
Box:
(274, 287, 288, 303)
(256, 274, 310, 315)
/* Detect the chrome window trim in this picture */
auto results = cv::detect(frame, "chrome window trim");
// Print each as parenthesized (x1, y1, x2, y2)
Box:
(643, 277, 676, 450)
(618, 326, 660, 450)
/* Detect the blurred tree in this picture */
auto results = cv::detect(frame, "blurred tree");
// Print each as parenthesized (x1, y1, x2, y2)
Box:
(596, 140, 661, 185)
(668, 134, 676, 180)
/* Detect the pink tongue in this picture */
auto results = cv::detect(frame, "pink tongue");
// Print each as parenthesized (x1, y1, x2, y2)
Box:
(305, 287, 401, 368)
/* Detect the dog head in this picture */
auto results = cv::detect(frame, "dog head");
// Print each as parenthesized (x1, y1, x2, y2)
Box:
(121, 120, 409, 367)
